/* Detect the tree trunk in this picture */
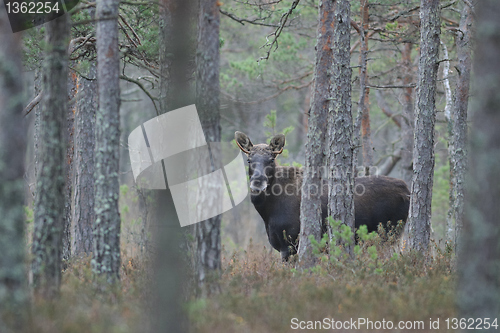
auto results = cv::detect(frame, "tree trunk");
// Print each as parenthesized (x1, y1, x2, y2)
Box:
(93, 0, 121, 284)
(195, 0, 222, 295)
(72, 64, 96, 256)
(358, 0, 373, 174)
(400, 43, 414, 186)
(407, 0, 441, 252)
(149, 0, 193, 331)
(441, 40, 454, 242)
(159, 0, 194, 112)
(62, 69, 77, 264)
(298, 0, 333, 268)
(0, 9, 29, 332)
(328, 0, 355, 253)
(31, 14, 69, 298)
(450, 3, 473, 251)
(458, 0, 500, 323)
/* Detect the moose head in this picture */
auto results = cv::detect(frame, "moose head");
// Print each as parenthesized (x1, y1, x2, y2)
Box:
(235, 131, 285, 194)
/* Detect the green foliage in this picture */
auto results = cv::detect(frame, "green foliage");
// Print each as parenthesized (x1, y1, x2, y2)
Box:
(24, 205, 34, 224)
(385, 21, 398, 31)
(22, 27, 44, 71)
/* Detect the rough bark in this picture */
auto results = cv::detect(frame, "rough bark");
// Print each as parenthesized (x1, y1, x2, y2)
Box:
(62, 69, 77, 264)
(407, 0, 441, 252)
(93, 0, 122, 284)
(298, 0, 333, 268)
(31, 14, 69, 298)
(72, 64, 96, 256)
(400, 43, 414, 186)
(449, 3, 473, 251)
(195, 0, 222, 295)
(458, 0, 500, 324)
(358, 0, 373, 173)
(33, 68, 42, 182)
(0, 9, 28, 332)
(328, 0, 355, 253)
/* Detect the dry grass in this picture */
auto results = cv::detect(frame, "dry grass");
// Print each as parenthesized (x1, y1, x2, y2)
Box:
(188, 240, 456, 333)
(24, 236, 456, 333)
(29, 254, 150, 333)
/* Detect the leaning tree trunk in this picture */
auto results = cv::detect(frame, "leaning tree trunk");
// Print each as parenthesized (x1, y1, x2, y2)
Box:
(195, 0, 222, 295)
(458, 0, 500, 324)
(328, 0, 355, 253)
(298, 0, 333, 268)
(407, 0, 441, 252)
(449, 3, 473, 251)
(31, 14, 69, 299)
(93, 0, 122, 284)
(0, 9, 29, 332)
(72, 63, 97, 256)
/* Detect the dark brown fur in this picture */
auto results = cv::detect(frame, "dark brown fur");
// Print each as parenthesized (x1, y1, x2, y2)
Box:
(235, 131, 410, 260)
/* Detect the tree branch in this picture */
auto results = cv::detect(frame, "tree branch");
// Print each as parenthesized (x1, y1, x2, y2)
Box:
(23, 91, 43, 117)
(258, 0, 300, 62)
(375, 90, 404, 128)
(119, 75, 159, 115)
(219, 9, 279, 27)
(368, 83, 416, 89)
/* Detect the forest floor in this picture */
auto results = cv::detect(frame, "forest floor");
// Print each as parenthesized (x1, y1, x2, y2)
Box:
(28, 235, 457, 333)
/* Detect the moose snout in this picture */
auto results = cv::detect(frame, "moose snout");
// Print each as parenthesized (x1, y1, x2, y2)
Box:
(250, 175, 268, 193)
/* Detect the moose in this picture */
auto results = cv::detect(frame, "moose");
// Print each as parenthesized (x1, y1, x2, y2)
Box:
(235, 131, 411, 261)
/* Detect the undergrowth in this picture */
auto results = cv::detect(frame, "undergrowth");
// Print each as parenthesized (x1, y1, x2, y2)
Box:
(25, 224, 456, 333)
(29, 255, 150, 333)
(188, 222, 456, 333)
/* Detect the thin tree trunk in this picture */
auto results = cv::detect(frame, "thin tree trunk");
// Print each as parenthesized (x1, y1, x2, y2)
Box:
(62, 69, 77, 264)
(31, 14, 69, 298)
(450, 3, 473, 251)
(72, 64, 96, 256)
(0, 9, 29, 332)
(93, 0, 121, 284)
(328, 0, 355, 253)
(358, 0, 373, 174)
(400, 43, 414, 186)
(441, 41, 454, 243)
(298, 0, 333, 268)
(195, 0, 222, 295)
(458, 0, 500, 324)
(407, 0, 441, 252)
(33, 68, 42, 182)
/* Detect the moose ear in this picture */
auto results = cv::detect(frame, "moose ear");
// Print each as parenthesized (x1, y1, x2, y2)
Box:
(235, 131, 253, 154)
(269, 134, 285, 154)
